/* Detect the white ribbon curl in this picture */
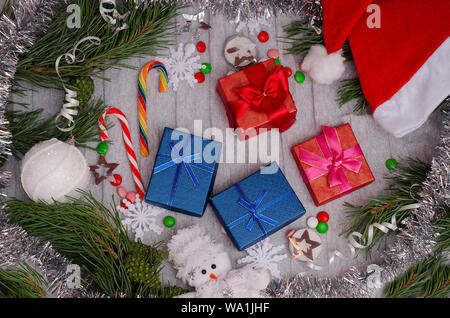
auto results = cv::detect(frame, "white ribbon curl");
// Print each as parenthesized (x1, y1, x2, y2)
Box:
(348, 203, 420, 249)
(55, 36, 101, 132)
(300, 203, 421, 273)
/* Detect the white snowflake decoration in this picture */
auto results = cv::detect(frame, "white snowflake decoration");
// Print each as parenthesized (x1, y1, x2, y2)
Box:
(159, 43, 202, 91)
(117, 197, 164, 242)
(237, 239, 287, 279)
(235, 17, 271, 35)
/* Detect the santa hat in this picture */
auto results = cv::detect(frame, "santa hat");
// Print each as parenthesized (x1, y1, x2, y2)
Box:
(167, 225, 223, 282)
(321, 0, 450, 137)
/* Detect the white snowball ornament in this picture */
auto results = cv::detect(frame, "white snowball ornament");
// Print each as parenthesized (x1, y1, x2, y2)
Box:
(21, 138, 90, 203)
(301, 44, 345, 85)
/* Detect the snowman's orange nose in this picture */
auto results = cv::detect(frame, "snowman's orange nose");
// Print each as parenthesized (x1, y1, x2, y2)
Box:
(209, 273, 217, 279)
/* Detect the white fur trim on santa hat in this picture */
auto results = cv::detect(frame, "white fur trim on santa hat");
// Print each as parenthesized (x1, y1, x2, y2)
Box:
(301, 44, 345, 85)
(373, 36, 450, 138)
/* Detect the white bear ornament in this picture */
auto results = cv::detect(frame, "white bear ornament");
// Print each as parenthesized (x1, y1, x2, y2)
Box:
(167, 225, 271, 298)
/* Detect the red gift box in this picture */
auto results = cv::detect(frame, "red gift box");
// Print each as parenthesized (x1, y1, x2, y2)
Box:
(217, 59, 297, 140)
(291, 124, 375, 206)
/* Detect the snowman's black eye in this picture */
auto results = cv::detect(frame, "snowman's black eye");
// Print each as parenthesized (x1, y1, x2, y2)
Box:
(201, 269, 207, 275)
(211, 264, 216, 269)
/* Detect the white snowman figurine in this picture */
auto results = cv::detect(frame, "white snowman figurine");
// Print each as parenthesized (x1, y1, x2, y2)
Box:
(167, 225, 271, 298)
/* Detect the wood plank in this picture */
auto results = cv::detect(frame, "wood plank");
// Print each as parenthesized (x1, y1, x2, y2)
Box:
(2, 4, 444, 293)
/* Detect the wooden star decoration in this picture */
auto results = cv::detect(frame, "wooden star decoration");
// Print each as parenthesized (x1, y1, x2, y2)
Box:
(291, 230, 321, 261)
(89, 156, 119, 185)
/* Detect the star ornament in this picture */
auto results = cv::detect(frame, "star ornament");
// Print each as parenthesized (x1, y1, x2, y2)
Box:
(89, 156, 119, 185)
(288, 229, 322, 262)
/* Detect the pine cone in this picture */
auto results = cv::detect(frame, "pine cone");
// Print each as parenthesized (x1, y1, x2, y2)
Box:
(124, 242, 163, 287)
(68, 76, 94, 107)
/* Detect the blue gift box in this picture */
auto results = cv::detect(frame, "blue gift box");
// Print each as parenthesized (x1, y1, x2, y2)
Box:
(145, 127, 222, 217)
(210, 162, 306, 250)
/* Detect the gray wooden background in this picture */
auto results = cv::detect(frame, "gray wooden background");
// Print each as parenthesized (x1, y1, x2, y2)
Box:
(3, 4, 443, 296)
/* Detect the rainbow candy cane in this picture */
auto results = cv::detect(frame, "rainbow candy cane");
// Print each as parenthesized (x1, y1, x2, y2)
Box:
(98, 107, 145, 198)
(138, 61, 168, 156)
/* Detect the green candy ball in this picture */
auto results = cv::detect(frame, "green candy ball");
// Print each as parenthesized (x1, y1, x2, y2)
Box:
(163, 216, 176, 228)
(96, 142, 109, 155)
(274, 58, 281, 66)
(386, 158, 398, 170)
(200, 63, 212, 74)
(294, 71, 305, 83)
(316, 222, 328, 234)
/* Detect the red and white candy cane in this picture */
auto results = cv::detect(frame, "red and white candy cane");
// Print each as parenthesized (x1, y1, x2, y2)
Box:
(98, 107, 145, 198)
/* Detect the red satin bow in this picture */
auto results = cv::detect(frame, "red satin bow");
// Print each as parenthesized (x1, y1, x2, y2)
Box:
(234, 65, 288, 114)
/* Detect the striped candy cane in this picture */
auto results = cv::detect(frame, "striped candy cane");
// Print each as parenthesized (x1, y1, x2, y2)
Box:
(98, 107, 145, 198)
(138, 61, 168, 157)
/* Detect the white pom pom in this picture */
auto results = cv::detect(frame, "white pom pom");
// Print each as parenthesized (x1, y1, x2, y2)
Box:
(301, 44, 345, 85)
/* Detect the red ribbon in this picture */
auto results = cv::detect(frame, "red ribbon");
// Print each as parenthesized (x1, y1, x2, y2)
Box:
(298, 126, 363, 193)
(229, 65, 292, 130)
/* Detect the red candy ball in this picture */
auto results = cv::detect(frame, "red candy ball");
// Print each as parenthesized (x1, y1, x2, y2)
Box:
(110, 174, 122, 187)
(195, 72, 205, 83)
(283, 67, 293, 78)
(196, 41, 206, 53)
(258, 31, 269, 43)
(317, 211, 329, 223)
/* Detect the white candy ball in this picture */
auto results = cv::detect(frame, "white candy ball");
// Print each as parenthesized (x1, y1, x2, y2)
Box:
(21, 138, 90, 203)
(307, 216, 319, 229)
(184, 43, 196, 57)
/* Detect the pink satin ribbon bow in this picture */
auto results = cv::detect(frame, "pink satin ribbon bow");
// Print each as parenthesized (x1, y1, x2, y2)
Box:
(299, 126, 363, 193)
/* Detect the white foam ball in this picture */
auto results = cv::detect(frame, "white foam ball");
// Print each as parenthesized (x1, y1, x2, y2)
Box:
(307, 216, 319, 229)
(21, 138, 90, 203)
(301, 44, 345, 85)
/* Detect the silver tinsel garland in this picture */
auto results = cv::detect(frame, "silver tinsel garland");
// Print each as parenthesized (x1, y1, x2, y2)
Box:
(268, 105, 449, 298)
(180, 0, 322, 27)
(0, 0, 88, 298)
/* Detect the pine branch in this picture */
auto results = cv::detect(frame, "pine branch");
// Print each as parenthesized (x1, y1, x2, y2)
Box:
(0, 263, 48, 298)
(385, 256, 449, 298)
(337, 79, 370, 114)
(282, 20, 324, 57)
(341, 41, 353, 61)
(3, 98, 108, 166)
(6, 192, 186, 298)
(283, 21, 367, 115)
(342, 158, 431, 255)
(282, 20, 353, 60)
(435, 206, 450, 252)
(14, 0, 183, 89)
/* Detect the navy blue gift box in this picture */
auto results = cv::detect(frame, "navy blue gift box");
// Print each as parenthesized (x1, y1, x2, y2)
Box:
(210, 162, 306, 250)
(145, 127, 222, 217)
